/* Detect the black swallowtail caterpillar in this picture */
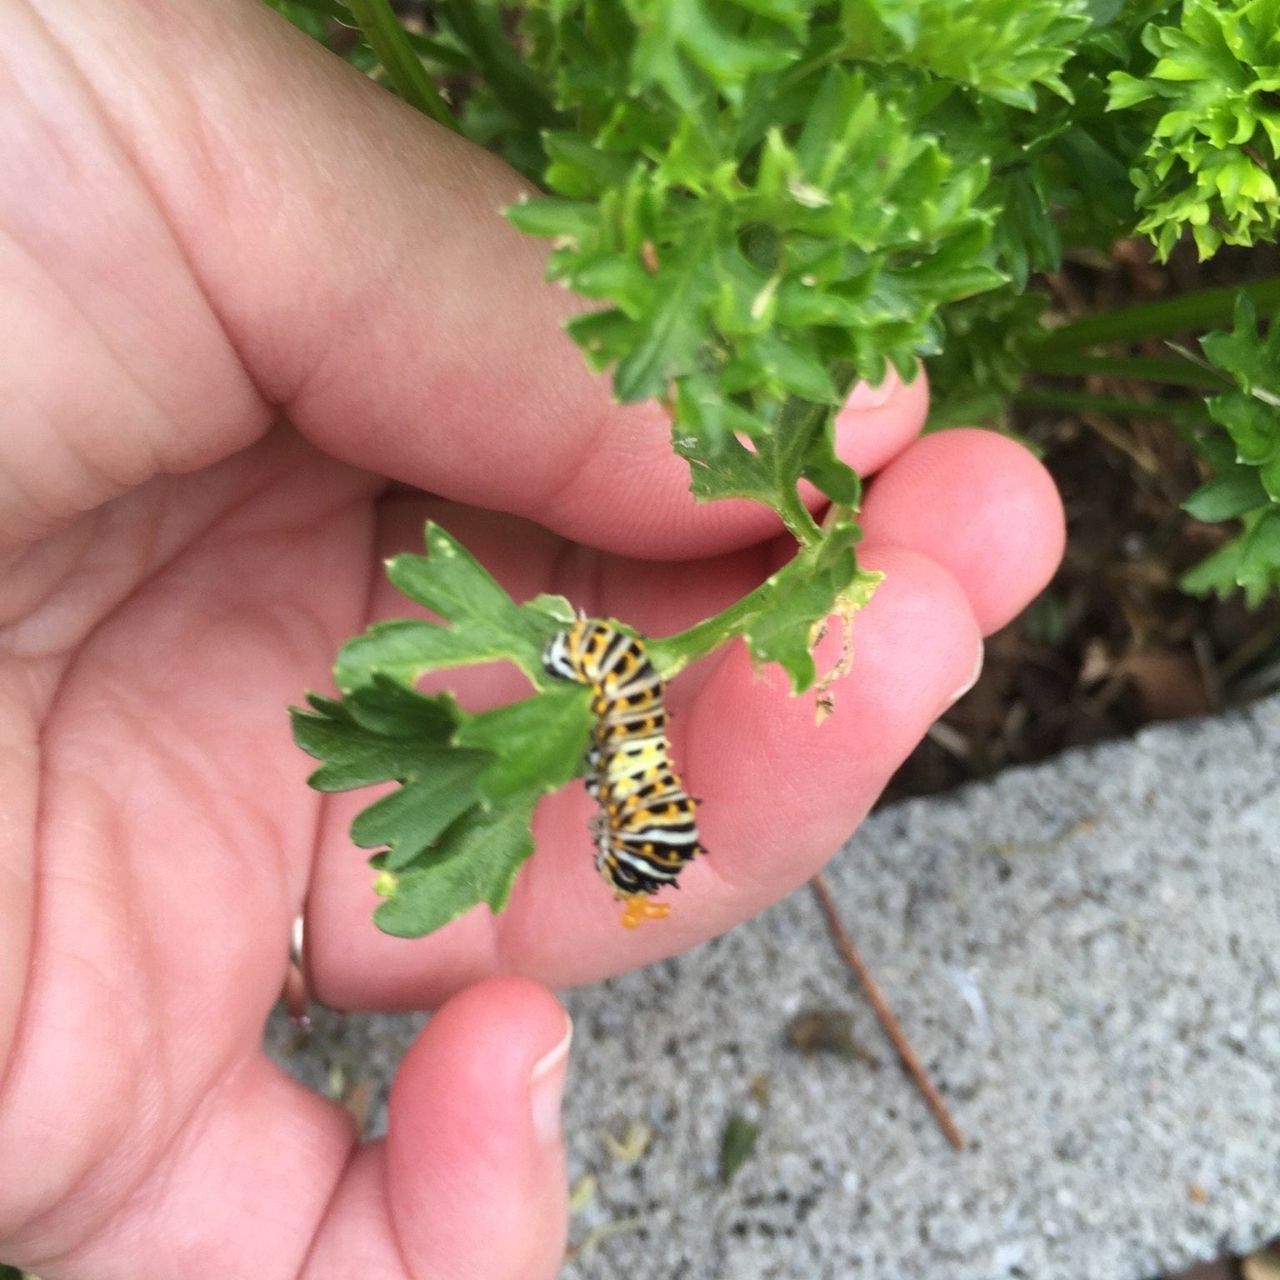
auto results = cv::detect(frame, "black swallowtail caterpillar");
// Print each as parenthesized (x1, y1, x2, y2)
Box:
(543, 618, 705, 928)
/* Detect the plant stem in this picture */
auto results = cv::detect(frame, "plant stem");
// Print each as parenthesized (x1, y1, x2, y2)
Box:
(439, 0, 560, 127)
(779, 488, 823, 546)
(1025, 351, 1231, 390)
(346, 0, 460, 130)
(285, 0, 357, 18)
(287, 0, 474, 69)
(1034, 277, 1280, 352)
(646, 574, 779, 678)
(1013, 387, 1209, 423)
(810, 873, 966, 1152)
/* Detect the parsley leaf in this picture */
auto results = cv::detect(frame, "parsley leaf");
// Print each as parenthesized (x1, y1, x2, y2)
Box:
(1181, 296, 1280, 606)
(291, 523, 592, 937)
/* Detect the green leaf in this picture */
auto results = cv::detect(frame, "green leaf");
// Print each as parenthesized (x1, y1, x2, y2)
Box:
(437, 0, 558, 131)
(1182, 505, 1280, 607)
(373, 791, 541, 937)
(349, 749, 491, 870)
(744, 520, 882, 692)
(625, 0, 802, 107)
(800, 443, 863, 506)
(994, 166, 1062, 288)
(527, 593, 579, 625)
(1173, 296, 1280, 602)
(1260, 453, 1280, 504)
(614, 231, 719, 401)
(927, 287, 1049, 427)
(335, 523, 558, 692)
(1108, 0, 1280, 260)
(455, 684, 594, 804)
(719, 1113, 761, 1186)
(345, 0, 459, 129)
(840, 0, 1090, 108)
(508, 57, 1000, 529)
(505, 197, 601, 241)
(292, 521, 608, 937)
(1238, 507, 1280, 606)
(1183, 468, 1269, 522)
(1207, 394, 1279, 465)
(1202, 296, 1280, 395)
(291, 678, 497, 876)
(290, 680, 463, 791)
(1180, 537, 1248, 600)
(264, 0, 332, 38)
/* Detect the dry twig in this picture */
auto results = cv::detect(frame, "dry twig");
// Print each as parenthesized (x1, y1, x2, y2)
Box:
(809, 873, 966, 1151)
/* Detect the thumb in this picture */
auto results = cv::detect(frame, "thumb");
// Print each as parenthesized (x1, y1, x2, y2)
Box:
(305, 977, 572, 1280)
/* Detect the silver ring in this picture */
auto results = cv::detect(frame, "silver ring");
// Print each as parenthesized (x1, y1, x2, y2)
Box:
(282, 911, 312, 1026)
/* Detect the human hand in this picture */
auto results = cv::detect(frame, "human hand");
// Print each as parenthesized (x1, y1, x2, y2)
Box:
(0, 2, 1063, 1275)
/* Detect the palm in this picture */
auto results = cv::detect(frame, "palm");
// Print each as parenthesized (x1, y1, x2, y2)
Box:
(0, 4, 1064, 1272)
(0, 432, 356, 1247)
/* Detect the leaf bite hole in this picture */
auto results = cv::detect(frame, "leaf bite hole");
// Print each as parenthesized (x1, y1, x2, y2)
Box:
(414, 657, 534, 712)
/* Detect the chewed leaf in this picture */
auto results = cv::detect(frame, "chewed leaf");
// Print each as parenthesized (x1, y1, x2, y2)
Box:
(744, 520, 882, 693)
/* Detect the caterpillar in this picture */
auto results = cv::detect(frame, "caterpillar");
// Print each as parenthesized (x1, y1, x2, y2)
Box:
(543, 618, 705, 928)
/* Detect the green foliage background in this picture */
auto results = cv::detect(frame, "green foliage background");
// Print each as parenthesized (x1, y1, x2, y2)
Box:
(273, 0, 1280, 937)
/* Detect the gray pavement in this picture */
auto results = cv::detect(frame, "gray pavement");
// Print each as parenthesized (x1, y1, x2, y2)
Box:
(267, 695, 1280, 1279)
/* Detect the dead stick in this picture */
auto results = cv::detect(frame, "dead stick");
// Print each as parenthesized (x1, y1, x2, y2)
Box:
(810, 872, 966, 1151)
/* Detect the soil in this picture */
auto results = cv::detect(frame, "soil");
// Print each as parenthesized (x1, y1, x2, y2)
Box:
(889, 239, 1280, 805)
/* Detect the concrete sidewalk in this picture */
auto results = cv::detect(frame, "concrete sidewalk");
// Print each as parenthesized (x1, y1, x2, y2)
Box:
(267, 695, 1280, 1279)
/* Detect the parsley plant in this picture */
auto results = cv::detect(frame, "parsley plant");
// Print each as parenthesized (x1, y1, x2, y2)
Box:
(275, 0, 1280, 937)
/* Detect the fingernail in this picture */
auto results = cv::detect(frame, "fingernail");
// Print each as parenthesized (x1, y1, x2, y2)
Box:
(530, 1015, 573, 1147)
(947, 644, 985, 708)
(843, 370, 900, 411)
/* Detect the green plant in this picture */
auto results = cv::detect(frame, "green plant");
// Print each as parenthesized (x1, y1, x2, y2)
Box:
(1180, 295, 1280, 604)
(277, 0, 1280, 938)
(1107, 0, 1280, 260)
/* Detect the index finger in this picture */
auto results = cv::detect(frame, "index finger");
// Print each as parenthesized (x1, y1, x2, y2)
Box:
(12, 0, 925, 557)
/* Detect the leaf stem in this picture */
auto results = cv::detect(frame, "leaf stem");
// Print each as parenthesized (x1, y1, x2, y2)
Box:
(779, 489, 823, 546)
(345, 0, 460, 130)
(1025, 351, 1231, 389)
(1034, 277, 1280, 352)
(283, 0, 472, 69)
(283, 0, 357, 18)
(438, 0, 560, 127)
(647, 575, 779, 678)
(1013, 387, 1209, 423)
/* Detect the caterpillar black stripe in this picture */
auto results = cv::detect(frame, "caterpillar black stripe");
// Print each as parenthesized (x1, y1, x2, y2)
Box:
(543, 618, 705, 927)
